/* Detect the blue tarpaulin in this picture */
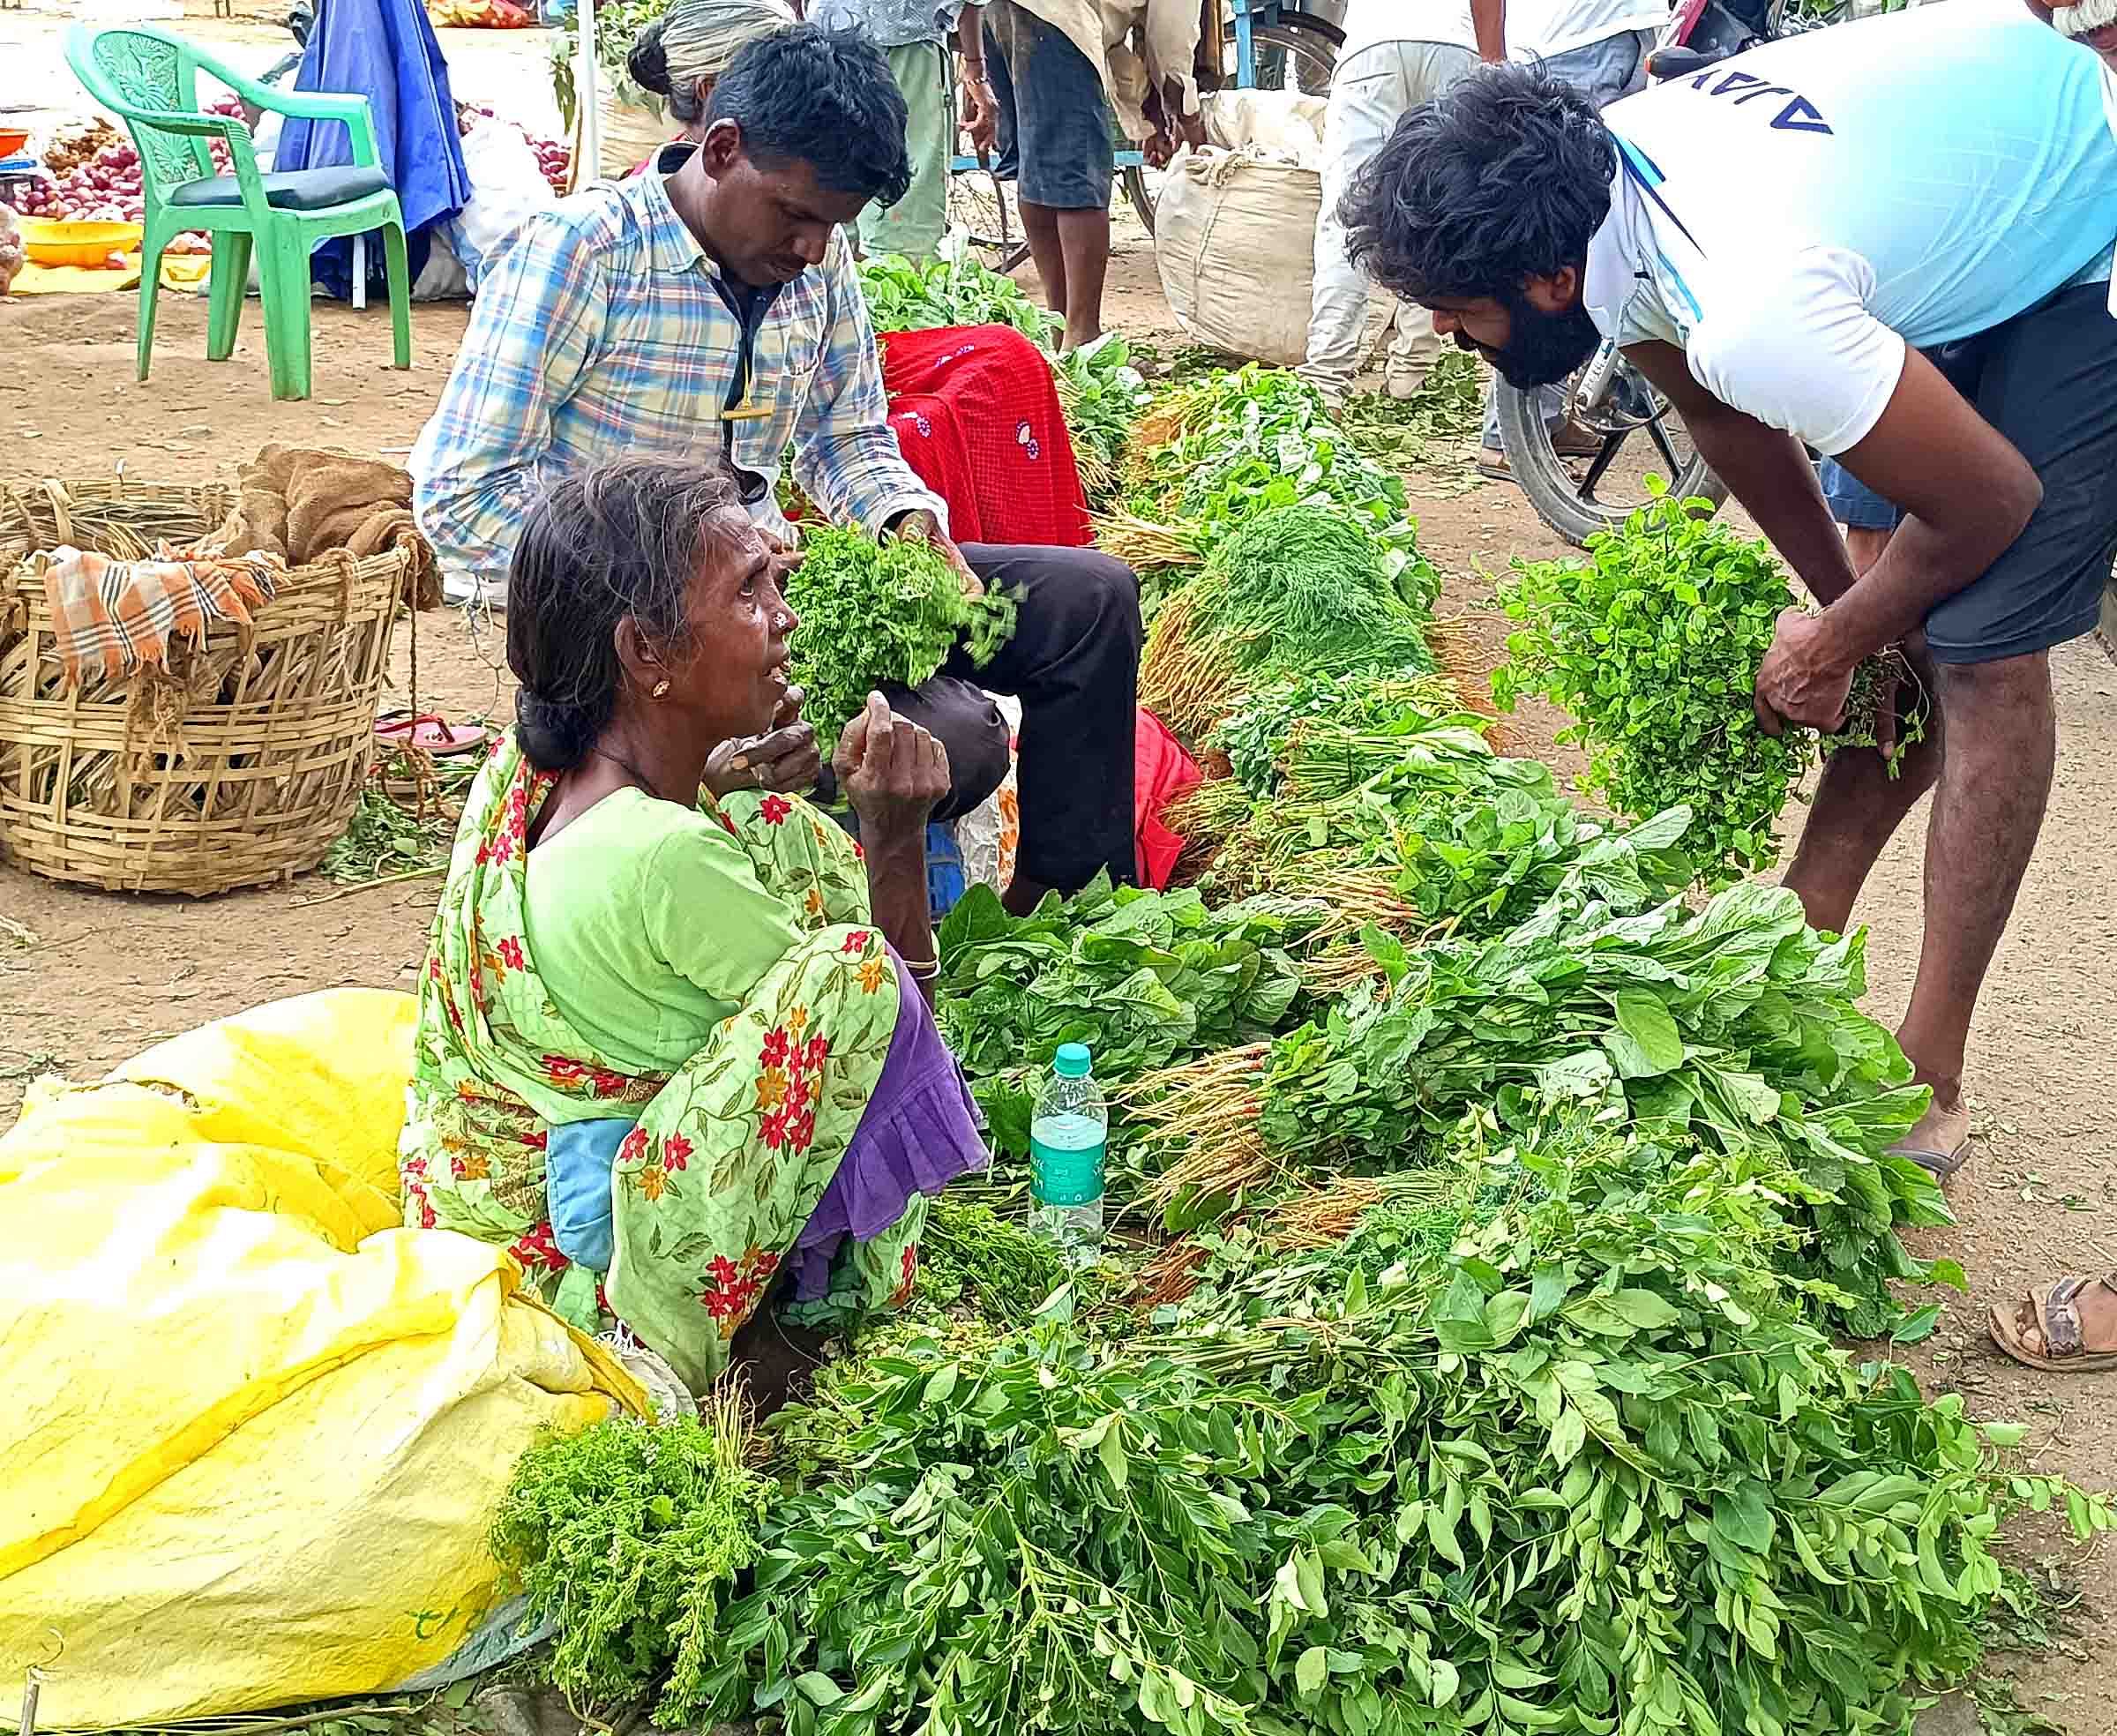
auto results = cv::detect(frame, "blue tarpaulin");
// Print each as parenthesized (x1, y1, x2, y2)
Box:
(275, 0, 472, 300)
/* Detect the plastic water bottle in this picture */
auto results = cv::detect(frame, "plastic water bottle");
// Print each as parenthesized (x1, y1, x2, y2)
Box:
(1029, 1043, 1105, 1262)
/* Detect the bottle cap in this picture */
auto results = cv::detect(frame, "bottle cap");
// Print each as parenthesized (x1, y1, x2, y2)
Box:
(1053, 1042, 1092, 1078)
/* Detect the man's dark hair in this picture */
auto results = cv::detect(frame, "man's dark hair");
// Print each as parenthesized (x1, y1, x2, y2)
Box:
(1343, 63, 1616, 303)
(705, 24, 913, 207)
(507, 460, 742, 772)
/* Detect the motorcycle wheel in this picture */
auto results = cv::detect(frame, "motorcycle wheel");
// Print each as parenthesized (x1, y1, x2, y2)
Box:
(1494, 379, 1728, 547)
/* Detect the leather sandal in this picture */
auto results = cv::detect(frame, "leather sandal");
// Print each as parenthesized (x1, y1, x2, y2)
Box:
(1988, 1271, 2117, 1372)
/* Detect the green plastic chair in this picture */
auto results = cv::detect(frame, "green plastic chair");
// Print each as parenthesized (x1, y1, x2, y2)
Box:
(64, 24, 412, 402)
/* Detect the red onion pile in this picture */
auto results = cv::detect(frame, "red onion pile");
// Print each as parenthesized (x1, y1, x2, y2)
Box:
(3, 99, 247, 256)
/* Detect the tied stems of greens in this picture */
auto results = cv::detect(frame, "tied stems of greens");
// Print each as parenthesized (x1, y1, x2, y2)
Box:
(783, 527, 1016, 756)
(1494, 483, 1931, 885)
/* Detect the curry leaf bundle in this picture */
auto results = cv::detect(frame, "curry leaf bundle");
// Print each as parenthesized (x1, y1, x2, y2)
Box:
(783, 526, 1016, 755)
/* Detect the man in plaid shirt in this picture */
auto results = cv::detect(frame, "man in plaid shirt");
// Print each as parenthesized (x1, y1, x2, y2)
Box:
(412, 22, 1141, 908)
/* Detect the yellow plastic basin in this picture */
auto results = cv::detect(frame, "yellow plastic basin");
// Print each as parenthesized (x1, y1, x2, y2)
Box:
(19, 215, 143, 268)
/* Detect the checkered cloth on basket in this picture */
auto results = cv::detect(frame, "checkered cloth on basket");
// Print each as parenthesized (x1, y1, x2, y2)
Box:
(34, 543, 284, 687)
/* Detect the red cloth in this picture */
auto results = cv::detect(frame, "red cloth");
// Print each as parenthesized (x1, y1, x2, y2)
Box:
(1134, 707, 1202, 891)
(878, 325, 1091, 548)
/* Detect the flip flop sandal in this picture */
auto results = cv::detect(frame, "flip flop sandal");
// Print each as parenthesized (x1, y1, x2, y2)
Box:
(1888, 1129, 1972, 1181)
(375, 711, 490, 757)
(1988, 1271, 2117, 1372)
(1477, 449, 1516, 483)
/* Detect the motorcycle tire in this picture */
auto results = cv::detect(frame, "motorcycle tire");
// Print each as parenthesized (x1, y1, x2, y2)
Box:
(1494, 383, 1728, 548)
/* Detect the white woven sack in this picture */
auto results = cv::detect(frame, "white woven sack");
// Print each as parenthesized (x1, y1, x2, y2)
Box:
(1153, 145, 1320, 368)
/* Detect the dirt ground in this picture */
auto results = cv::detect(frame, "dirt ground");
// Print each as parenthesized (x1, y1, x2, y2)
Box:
(5, 6, 2116, 1725)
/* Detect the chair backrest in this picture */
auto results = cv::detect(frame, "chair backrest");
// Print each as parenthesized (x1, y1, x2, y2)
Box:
(64, 26, 221, 198)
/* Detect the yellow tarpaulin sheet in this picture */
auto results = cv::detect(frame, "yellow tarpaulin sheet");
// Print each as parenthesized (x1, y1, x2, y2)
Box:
(9, 251, 213, 295)
(0, 988, 647, 1730)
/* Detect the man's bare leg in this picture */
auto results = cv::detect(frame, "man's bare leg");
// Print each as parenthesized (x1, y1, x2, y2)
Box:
(1891, 649, 2057, 1158)
(1783, 528, 1936, 934)
(1051, 206, 1109, 350)
(1019, 198, 1069, 325)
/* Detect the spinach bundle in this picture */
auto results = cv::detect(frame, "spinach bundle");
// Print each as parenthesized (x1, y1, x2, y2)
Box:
(1495, 485, 1929, 884)
(783, 527, 1015, 755)
(1053, 333, 1150, 510)
(932, 872, 1312, 1155)
(1132, 873, 1949, 1336)
(857, 248, 1058, 346)
(1140, 505, 1438, 743)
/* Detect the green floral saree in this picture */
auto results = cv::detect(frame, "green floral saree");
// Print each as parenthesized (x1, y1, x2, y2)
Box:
(398, 734, 961, 1395)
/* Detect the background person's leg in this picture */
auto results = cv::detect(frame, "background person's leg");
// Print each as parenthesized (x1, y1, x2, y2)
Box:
(1781, 462, 1931, 937)
(1303, 43, 1424, 407)
(1001, 8, 1115, 349)
(1893, 652, 2054, 1159)
(1881, 284, 2117, 1164)
(951, 543, 1142, 909)
(859, 41, 954, 262)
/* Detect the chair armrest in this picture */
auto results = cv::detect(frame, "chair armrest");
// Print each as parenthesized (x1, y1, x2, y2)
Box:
(221, 70, 385, 170)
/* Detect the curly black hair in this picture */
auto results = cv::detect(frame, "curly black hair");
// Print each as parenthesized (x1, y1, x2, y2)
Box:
(703, 23, 913, 208)
(1343, 62, 1616, 303)
(507, 460, 744, 772)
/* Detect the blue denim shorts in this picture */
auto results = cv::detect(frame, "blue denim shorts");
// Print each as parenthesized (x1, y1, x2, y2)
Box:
(984, 7, 1114, 210)
(1818, 458, 1901, 530)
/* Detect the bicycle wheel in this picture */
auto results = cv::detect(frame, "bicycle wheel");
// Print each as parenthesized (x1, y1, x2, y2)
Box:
(947, 164, 1031, 273)
(1119, 163, 1156, 234)
(1223, 17, 1343, 92)
(1495, 364, 1727, 547)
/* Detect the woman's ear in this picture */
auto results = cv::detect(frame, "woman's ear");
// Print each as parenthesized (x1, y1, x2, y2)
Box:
(613, 615, 666, 699)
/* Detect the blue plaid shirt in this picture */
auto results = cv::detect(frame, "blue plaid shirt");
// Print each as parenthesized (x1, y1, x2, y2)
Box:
(411, 146, 945, 586)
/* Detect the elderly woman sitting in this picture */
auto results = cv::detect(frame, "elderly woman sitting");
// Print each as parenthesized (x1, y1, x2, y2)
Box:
(398, 458, 985, 1402)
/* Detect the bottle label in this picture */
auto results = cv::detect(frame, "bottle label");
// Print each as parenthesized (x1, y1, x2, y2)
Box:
(1031, 1135, 1104, 1208)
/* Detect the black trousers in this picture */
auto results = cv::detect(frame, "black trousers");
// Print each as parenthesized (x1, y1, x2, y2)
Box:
(821, 542, 1141, 894)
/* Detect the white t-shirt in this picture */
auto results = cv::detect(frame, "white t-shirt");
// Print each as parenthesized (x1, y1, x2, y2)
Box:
(1585, 3, 2117, 455)
(1508, 0, 1668, 62)
(1338, 0, 1480, 60)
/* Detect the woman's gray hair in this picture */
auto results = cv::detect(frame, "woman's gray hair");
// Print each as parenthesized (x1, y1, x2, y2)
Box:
(628, 0, 798, 125)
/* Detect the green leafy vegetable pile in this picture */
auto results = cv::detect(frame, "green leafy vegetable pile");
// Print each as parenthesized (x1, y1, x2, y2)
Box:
(1495, 486, 1928, 884)
(490, 1395, 765, 1726)
(931, 872, 1313, 1156)
(783, 526, 1016, 754)
(1140, 505, 1437, 742)
(857, 248, 1058, 348)
(1134, 872, 1949, 1336)
(528, 1107, 2111, 1736)
(1102, 366, 1440, 613)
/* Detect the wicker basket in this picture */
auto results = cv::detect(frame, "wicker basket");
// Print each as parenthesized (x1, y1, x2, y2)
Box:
(0, 476, 413, 895)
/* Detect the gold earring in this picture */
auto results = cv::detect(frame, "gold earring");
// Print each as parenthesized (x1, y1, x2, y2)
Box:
(651, 679, 670, 699)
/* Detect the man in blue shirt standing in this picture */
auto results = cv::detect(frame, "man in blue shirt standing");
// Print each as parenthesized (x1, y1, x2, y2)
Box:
(1336, 6, 2117, 1203)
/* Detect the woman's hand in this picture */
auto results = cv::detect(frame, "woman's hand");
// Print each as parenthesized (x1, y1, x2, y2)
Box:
(705, 685, 821, 797)
(834, 692, 949, 842)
